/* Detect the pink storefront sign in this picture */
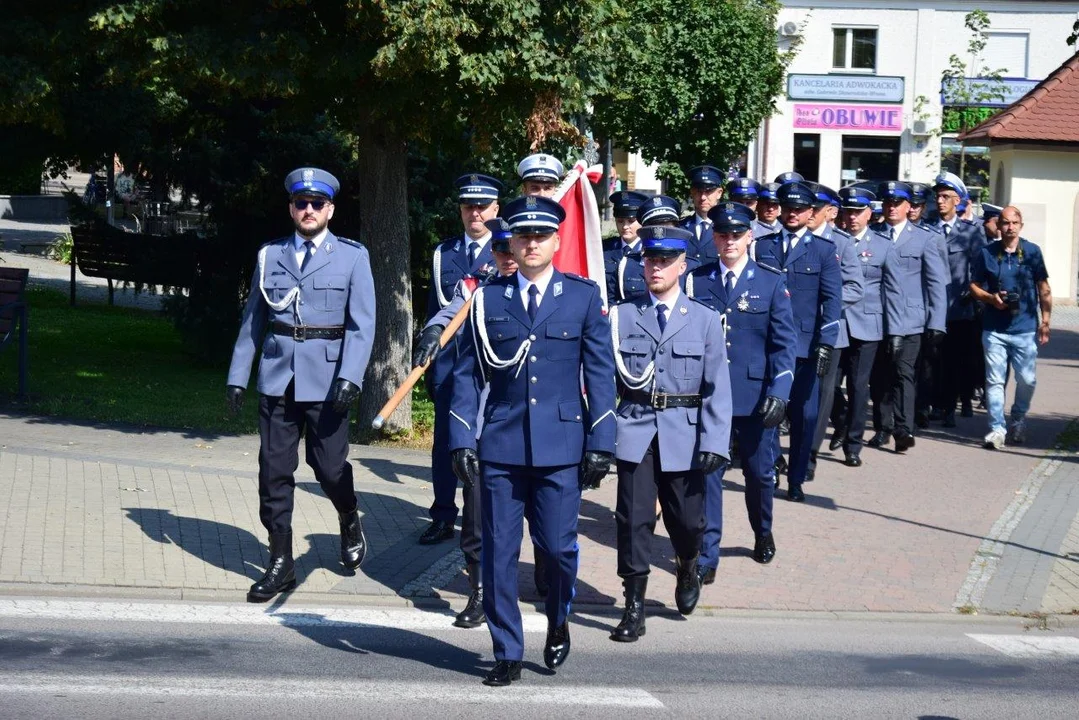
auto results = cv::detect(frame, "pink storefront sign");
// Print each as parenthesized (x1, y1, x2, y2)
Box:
(793, 104, 903, 132)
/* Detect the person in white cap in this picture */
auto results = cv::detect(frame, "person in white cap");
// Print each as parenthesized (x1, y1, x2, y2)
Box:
(517, 153, 564, 197)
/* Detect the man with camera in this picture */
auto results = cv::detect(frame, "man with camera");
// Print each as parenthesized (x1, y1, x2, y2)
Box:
(969, 206, 1052, 450)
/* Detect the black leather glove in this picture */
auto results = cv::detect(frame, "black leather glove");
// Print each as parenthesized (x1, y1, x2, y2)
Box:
(696, 451, 724, 475)
(580, 451, 614, 490)
(813, 343, 835, 378)
(331, 379, 361, 414)
(451, 448, 480, 490)
(226, 386, 245, 416)
(756, 395, 787, 429)
(888, 334, 903, 358)
(924, 329, 945, 346)
(412, 324, 444, 368)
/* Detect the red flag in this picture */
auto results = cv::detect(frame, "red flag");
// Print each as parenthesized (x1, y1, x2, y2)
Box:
(552, 161, 608, 307)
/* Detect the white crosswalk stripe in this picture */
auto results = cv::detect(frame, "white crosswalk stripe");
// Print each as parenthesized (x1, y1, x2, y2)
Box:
(967, 633, 1079, 658)
(0, 598, 549, 633)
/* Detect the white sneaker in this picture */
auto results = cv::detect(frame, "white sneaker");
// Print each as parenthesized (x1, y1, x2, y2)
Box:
(1008, 419, 1027, 445)
(984, 429, 1006, 450)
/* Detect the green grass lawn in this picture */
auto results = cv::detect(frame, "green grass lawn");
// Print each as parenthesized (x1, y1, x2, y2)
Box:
(0, 286, 434, 441)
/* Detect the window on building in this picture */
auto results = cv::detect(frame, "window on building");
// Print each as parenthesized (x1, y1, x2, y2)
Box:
(984, 32, 1029, 77)
(793, 134, 821, 182)
(832, 27, 877, 71)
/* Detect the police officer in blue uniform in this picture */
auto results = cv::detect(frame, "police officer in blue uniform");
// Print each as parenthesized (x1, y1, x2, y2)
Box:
(517, 153, 564, 197)
(754, 182, 842, 501)
(686, 203, 797, 576)
(604, 191, 649, 303)
(227, 167, 375, 602)
(726, 177, 762, 213)
(449, 195, 617, 687)
(680, 165, 723, 267)
(907, 183, 933, 229)
(867, 181, 948, 452)
(419, 174, 502, 546)
(413, 218, 518, 630)
(836, 187, 895, 466)
(805, 183, 864, 478)
(609, 226, 732, 641)
(928, 172, 987, 426)
(753, 182, 783, 240)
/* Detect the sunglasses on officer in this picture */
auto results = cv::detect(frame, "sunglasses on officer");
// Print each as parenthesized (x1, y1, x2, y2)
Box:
(293, 198, 328, 211)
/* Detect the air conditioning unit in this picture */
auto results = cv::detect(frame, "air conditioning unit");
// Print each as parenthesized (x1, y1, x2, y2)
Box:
(911, 119, 935, 136)
(779, 21, 800, 37)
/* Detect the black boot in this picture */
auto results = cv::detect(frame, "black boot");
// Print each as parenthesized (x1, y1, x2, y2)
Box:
(248, 531, 296, 602)
(610, 576, 647, 642)
(674, 554, 701, 616)
(339, 510, 367, 570)
(454, 563, 486, 629)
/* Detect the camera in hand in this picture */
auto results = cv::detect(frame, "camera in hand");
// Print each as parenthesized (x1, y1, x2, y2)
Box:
(1004, 291, 1021, 317)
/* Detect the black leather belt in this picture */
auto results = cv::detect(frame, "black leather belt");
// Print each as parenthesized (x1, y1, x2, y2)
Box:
(625, 389, 701, 409)
(270, 321, 345, 341)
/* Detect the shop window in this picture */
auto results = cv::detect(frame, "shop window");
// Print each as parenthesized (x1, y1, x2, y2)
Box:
(940, 138, 989, 196)
(840, 135, 899, 186)
(793, 133, 820, 182)
(832, 27, 877, 71)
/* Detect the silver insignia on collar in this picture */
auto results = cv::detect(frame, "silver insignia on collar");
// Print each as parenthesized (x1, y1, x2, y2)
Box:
(503, 285, 513, 299)
(553, 282, 563, 297)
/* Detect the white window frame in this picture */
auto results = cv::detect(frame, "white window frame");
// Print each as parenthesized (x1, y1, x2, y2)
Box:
(832, 26, 878, 74)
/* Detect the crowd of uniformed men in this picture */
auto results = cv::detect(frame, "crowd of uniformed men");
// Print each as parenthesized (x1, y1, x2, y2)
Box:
(226, 157, 996, 688)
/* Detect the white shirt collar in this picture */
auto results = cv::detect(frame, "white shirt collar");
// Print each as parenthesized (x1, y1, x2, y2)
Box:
(719, 253, 750, 282)
(853, 228, 869, 242)
(465, 231, 492, 249)
(294, 228, 328, 251)
(696, 213, 710, 225)
(517, 266, 555, 307)
(649, 288, 682, 313)
(621, 239, 640, 253)
(886, 219, 909, 239)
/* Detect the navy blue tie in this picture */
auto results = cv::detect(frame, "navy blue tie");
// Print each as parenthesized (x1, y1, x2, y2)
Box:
(724, 270, 735, 298)
(527, 284, 539, 323)
(468, 241, 479, 265)
(656, 303, 667, 333)
(300, 240, 314, 271)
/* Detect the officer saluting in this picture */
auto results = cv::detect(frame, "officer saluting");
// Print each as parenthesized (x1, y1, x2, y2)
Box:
(609, 226, 732, 642)
(419, 173, 502, 547)
(226, 167, 375, 602)
(686, 203, 796, 577)
(604, 191, 649, 303)
(449, 195, 617, 687)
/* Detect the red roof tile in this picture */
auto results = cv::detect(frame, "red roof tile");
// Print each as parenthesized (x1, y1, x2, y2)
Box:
(961, 51, 1079, 143)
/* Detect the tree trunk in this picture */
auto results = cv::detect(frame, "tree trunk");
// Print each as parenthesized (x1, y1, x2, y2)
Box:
(354, 126, 412, 441)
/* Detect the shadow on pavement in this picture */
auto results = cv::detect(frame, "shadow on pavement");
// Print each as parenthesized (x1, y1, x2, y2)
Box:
(354, 456, 430, 485)
(18, 412, 234, 442)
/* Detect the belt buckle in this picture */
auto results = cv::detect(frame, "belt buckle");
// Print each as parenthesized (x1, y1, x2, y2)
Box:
(652, 389, 667, 410)
(293, 325, 306, 342)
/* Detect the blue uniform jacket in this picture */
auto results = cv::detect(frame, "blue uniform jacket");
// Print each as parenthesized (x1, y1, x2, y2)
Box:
(426, 235, 494, 387)
(228, 232, 376, 402)
(845, 229, 895, 343)
(679, 215, 719, 268)
(928, 218, 988, 322)
(611, 295, 732, 472)
(449, 270, 617, 466)
(872, 222, 948, 336)
(686, 260, 797, 416)
(815, 224, 865, 350)
(753, 230, 843, 358)
(603, 242, 647, 303)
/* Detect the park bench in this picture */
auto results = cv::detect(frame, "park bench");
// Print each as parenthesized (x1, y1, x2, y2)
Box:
(69, 221, 200, 305)
(0, 267, 30, 399)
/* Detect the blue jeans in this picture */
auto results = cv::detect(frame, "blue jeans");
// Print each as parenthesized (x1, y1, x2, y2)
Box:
(982, 331, 1037, 433)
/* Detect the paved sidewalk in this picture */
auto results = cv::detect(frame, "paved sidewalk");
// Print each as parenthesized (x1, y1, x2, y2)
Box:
(2, 326, 1077, 616)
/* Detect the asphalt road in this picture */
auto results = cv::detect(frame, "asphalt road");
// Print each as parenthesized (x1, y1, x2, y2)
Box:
(1, 598, 1077, 719)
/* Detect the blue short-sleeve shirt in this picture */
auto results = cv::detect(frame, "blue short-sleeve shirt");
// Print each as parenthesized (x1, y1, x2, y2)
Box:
(971, 238, 1048, 334)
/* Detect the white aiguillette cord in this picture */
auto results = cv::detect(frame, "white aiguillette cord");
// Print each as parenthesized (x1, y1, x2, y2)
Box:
(610, 304, 655, 391)
(258, 245, 303, 324)
(470, 287, 531, 378)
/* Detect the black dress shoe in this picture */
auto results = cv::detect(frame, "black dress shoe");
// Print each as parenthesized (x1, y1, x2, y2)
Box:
(828, 427, 847, 451)
(339, 510, 367, 569)
(843, 454, 863, 468)
(543, 622, 571, 669)
(941, 410, 957, 428)
(697, 566, 716, 586)
(248, 531, 296, 602)
(961, 400, 974, 418)
(894, 433, 916, 452)
(915, 410, 930, 429)
(610, 576, 647, 642)
(774, 455, 788, 475)
(786, 484, 805, 502)
(753, 533, 776, 564)
(805, 466, 816, 482)
(419, 520, 454, 545)
(482, 660, 522, 687)
(867, 431, 891, 448)
(674, 555, 701, 616)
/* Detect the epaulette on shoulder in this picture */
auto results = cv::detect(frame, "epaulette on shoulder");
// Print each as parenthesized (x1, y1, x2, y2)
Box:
(563, 272, 597, 287)
(263, 236, 290, 250)
(924, 223, 943, 234)
(335, 236, 366, 249)
(691, 261, 720, 277)
(486, 273, 514, 287)
(688, 295, 715, 311)
(832, 227, 853, 239)
(755, 262, 783, 276)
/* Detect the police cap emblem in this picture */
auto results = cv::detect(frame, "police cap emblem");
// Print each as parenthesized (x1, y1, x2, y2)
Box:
(655, 227, 665, 238)
(470, 174, 478, 184)
(525, 196, 537, 208)
(302, 169, 314, 182)
(653, 197, 662, 206)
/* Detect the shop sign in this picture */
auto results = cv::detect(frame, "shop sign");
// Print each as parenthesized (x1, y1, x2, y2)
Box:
(788, 74, 905, 103)
(793, 104, 903, 132)
(940, 77, 1038, 107)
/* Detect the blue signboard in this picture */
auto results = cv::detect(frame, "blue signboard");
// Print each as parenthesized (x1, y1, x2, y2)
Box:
(940, 77, 1038, 107)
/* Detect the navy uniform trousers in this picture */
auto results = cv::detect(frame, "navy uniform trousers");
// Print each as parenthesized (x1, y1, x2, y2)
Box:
(871, 335, 922, 436)
(842, 339, 879, 456)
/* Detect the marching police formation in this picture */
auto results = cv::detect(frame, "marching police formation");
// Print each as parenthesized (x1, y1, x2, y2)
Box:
(227, 161, 988, 688)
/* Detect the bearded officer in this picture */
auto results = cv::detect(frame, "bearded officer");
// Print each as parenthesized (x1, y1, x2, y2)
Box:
(608, 226, 732, 642)
(754, 181, 841, 502)
(686, 202, 796, 578)
(604, 190, 649, 303)
(680, 165, 723, 267)
(419, 173, 502, 546)
(227, 167, 375, 602)
(449, 195, 616, 687)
